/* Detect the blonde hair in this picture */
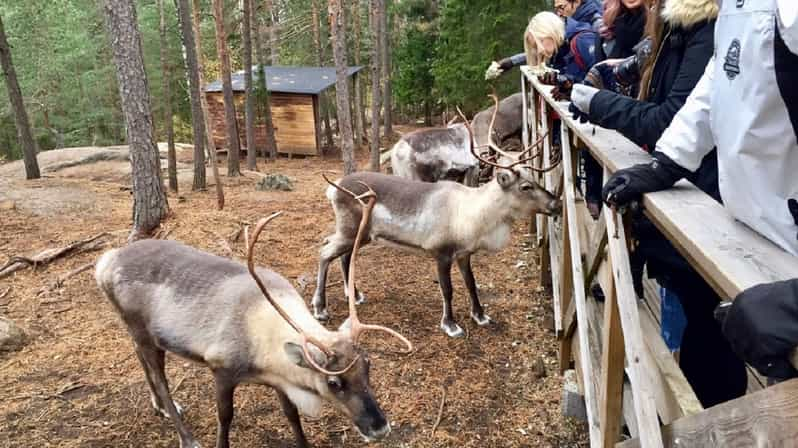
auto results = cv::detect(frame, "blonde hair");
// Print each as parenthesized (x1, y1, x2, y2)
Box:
(524, 12, 566, 66)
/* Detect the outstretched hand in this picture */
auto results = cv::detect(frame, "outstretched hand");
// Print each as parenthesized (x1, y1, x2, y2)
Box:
(485, 61, 503, 80)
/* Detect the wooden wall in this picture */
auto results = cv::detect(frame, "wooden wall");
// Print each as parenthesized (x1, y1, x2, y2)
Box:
(206, 91, 320, 156)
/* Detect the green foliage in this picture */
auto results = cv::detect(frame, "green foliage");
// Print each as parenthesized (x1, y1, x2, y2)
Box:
(432, 0, 548, 113)
(393, 0, 437, 112)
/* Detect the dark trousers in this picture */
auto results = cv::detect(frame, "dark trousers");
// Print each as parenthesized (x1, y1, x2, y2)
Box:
(659, 269, 748, 408)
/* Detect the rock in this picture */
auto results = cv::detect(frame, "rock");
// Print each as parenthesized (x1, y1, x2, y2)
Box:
(255, 174, 294, 192)
(532, 356, 547, 380)
(561, 369, 587, 421)
(0, 317, 27, 352)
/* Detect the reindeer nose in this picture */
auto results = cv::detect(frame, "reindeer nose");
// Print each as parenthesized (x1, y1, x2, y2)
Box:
(548, 199, 562, 216)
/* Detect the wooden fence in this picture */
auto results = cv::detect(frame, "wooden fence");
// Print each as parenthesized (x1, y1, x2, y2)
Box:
(521, 67, 798, 448)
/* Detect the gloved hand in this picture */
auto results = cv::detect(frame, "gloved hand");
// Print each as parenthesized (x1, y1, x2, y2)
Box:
(585, 62, 617, 91)
(614, 54, 641, 87)
(569, 103, 590, 123)
(601, 151, 690, 208)
(485, 61, 503, 80)
(721, 279, 798, 380)
(570, 84, 598, 115)
(539, 73, 573, 101)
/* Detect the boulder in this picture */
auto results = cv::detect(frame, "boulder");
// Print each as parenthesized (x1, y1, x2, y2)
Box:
(0, 316, 27, 352)
(255, 174, 294, 192)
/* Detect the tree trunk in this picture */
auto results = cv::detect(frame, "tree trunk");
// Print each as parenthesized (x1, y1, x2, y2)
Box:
(191, 0, 225, 209)
(312, 0, 334, 149)
(368, 0, 381, 172)
(380, 0, 392, 137)
(264, 0, 279, 65)
(243, 0, 256, 170)
(253, 2, 278, 160)
(328, 0, 356, 174)
(351, 0, 365, 146)
(176, 0, 207, 192)
(212, 0, 241, 177)
(158, 0, 178, 192)
(102, 0, 168, 240)
(0, 16, 40, 179)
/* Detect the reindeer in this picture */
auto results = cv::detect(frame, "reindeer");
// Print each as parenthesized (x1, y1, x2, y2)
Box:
(390, 93, 525, 186)
(313, 97, 561, 337)
(94, 192, 412, 448)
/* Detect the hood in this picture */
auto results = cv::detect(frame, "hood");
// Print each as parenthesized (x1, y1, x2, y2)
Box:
(565, 17, 593, 40)
(663, 0, 719, 29)
(572, 0, 603, 27)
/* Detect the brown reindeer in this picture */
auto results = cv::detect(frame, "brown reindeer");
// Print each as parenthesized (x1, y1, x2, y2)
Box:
(312, 100, 561, 337)
(95, 192, 411, 448)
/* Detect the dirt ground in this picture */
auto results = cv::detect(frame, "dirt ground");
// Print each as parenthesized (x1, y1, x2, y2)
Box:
(0, 142, 587, 447)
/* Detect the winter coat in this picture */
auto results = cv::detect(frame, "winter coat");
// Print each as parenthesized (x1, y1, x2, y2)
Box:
(552, 18, 598, 82)
(572, 0, 604, 31)
(585, 0, 720, 280)
(587, 1, 717, 151)
(598, 8, 647, 61)
(657, 0, 798, 258)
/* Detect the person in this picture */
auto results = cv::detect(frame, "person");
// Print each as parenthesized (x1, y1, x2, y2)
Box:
(721, 278, 798, 383)
(485, 1, 602, 81)
(601, 0, 798, 405)
(597, 0, 648, 62)
(555, 0, 604, 30)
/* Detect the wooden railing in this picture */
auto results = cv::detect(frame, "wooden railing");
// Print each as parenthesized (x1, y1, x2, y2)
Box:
(521, 67, 798, 448)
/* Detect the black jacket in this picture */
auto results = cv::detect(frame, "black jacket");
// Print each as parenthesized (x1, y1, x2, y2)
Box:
(597, 8, 646, 61)
(588, 19, 716, 150)
(591, 17, 719, 280)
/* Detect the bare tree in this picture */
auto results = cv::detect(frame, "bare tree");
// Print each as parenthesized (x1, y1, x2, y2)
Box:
(191, 0, 224, 208)
(328, 0, 356, 174)
(176, 0, 207, 192)
(243, 0, 256, 170)
(157, 0, 177, 192)
(0, 15, 40, 180)
(265, 0, 280, 65)
(253, 0, 278, 160)
(212, 0, 242, 177)
(368, 0, 382, 172)
(380, 0, 392, 137)
(351, 0, 365, 146)
(312, 0, 334, 148)
(102, 0, 168, 240)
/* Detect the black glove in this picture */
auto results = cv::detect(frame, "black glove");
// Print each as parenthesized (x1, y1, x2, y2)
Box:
(721, 279, 798, 380)
(614, 54, 640, 87)
(568, 102, 589, 123)
(601, 151, 690, 208)
(539, 73, 573, 100)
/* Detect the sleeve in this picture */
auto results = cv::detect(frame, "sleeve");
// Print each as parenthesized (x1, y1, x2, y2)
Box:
(655, 57, 716, 172)
(497, 53, 527, 70)
(588, 26, 714, 152)
(777, 0, 798, 54)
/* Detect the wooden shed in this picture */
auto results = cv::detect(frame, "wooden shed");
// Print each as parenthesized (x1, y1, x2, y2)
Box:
(204, 66, 362, 156)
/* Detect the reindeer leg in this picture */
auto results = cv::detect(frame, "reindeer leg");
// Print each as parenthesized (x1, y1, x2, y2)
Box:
(135, 347, 184, 418)
(340, 251, 366, 305)
(138, 345, 200, 448)
(456, 254, 492, 326)
(436, 254, 464, 337)
(213, 371, 236, 448)
(312, 234, 353, 321)
(276, 390, 309, 448)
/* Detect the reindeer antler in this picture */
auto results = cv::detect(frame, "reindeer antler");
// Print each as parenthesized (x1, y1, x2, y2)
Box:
(457, 93, 560, 173)
(245, 212, 359, 376)
(322, 175, 414, 354)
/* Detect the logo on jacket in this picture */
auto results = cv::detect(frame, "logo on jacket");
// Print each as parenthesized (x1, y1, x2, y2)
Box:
(724, 39, 741, 80)
(736, 0, 745, 7)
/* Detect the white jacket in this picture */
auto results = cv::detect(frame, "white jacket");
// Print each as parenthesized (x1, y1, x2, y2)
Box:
(657, 0, 798, 256)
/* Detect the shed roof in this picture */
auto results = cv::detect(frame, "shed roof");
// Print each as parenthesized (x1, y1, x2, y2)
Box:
(204, 66, 363, 95)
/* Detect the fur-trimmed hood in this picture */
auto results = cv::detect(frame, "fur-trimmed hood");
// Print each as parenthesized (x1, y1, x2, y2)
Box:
(663, 0, 719, 28)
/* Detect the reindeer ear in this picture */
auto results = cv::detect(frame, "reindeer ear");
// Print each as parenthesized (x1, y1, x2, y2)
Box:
(497, 170, 517, 189)
(284, 342, 328, 369)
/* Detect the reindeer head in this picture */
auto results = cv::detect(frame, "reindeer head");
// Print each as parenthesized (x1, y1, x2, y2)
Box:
(458, 95, 562, 218)
(245, 189, 412, 442)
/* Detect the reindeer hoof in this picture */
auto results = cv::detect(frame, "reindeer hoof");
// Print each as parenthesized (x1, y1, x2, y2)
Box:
(179, 438, 201, 448)
(355, 291, 367, 305)
(471, 313, 492, 326)
(440, 321, 465, 338)
(313, 307, 330, 322)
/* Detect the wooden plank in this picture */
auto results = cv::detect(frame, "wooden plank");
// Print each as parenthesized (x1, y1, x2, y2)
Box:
(558, 203, 574, 373)
(616, 378, 798, 448)
(562, 128, 601, 445)
(584, 217, 608, 292)
(604, 196, 665, 448)
(600, 262, 625, 447)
